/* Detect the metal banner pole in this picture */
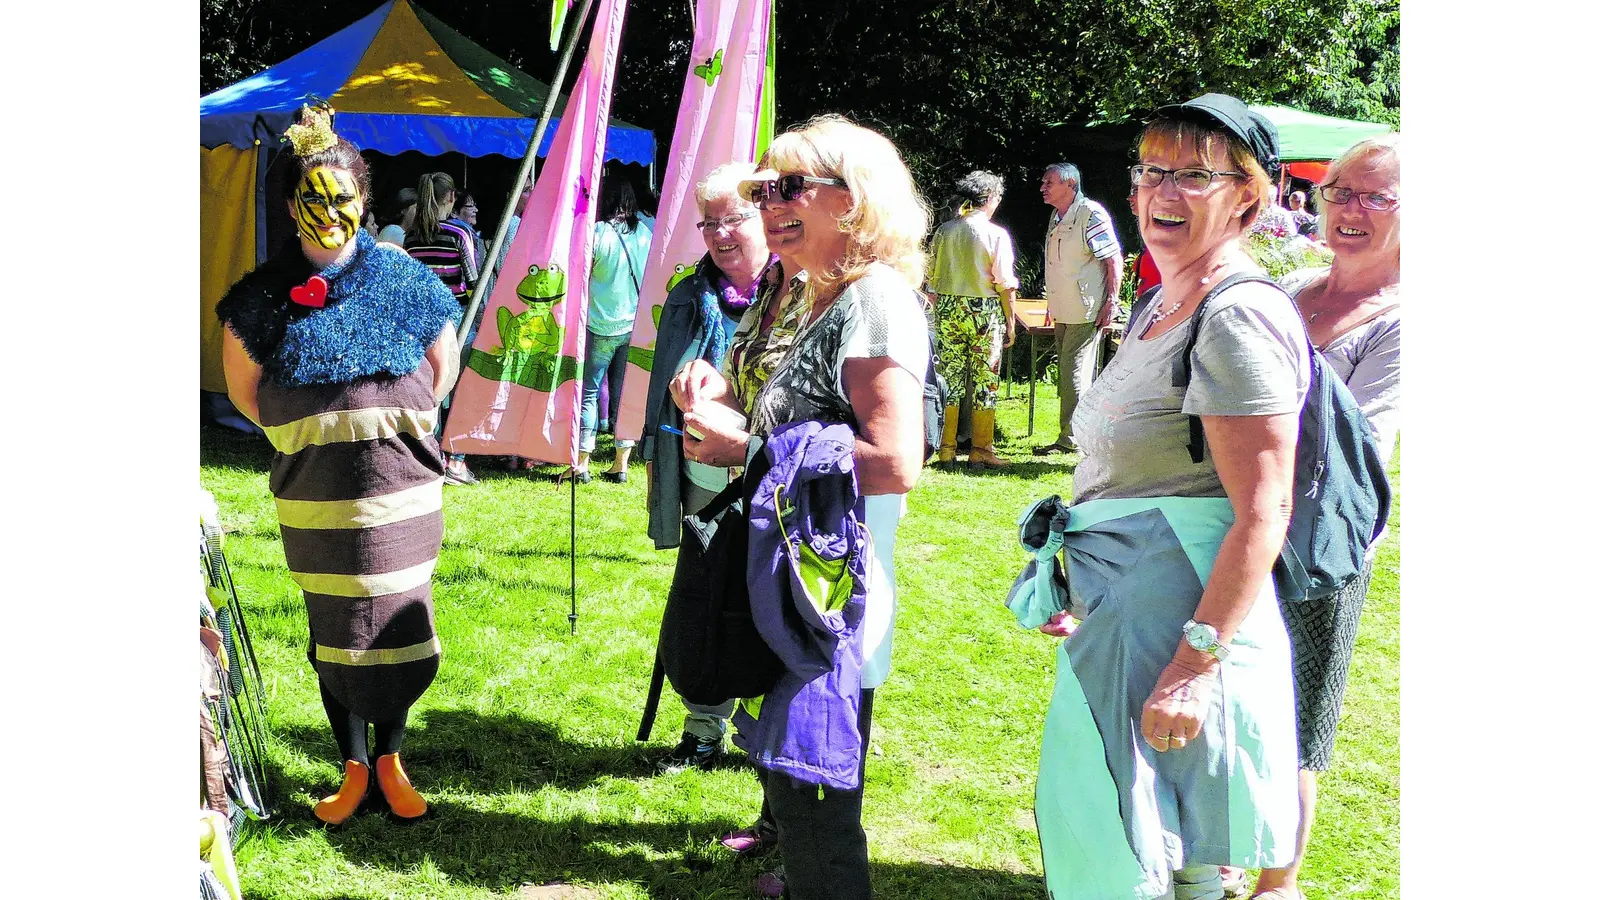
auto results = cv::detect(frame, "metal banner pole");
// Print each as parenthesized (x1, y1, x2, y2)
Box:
(456, 0, 599, 353)
(569, 474, 579, 634)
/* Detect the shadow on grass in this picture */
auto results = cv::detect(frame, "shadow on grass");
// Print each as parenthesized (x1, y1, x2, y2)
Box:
(269, 708, 666, 801)
(930, 460, 1076, 480)
(202, 424, 274, 472)
(261, 709, 1046, 898)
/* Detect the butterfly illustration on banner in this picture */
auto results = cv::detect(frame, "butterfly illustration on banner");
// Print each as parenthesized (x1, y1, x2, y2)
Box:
(694, 49, 724, 86)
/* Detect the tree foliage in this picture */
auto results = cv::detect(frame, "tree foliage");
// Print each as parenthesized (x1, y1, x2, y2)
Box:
(201, 0, 1399, 256)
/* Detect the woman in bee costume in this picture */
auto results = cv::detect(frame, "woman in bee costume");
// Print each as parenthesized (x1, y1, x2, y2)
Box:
(217, 104, 460, 826)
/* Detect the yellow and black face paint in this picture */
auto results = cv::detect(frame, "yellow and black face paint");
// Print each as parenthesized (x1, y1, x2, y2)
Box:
(293, 166, 364, 250)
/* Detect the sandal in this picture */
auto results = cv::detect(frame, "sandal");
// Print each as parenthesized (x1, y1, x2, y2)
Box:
(719, 823, 777, 856)
(753, 867, 786, 899)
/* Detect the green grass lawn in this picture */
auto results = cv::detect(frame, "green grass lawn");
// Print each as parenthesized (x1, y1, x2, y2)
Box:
(201, 381, 1398, 900)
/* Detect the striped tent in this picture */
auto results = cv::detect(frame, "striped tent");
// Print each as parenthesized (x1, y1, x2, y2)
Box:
(200, 0, 655, 394)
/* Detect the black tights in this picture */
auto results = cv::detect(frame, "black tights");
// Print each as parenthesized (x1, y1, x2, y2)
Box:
(319, 681, 408, 766)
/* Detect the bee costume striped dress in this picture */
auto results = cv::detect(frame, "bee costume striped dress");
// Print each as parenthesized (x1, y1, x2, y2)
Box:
(217, 228, 459, 733)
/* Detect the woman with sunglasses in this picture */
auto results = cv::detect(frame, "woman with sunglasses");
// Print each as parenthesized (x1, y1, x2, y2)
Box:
(641, 161, 780, 771)
(926, 169, 1018, 467)
(668, 115, 930, 900)
(1025, 94, 1306, 900)
(1247, 134, 1400, 900)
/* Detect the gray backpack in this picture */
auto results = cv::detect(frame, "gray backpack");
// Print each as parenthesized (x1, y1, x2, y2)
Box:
(1174, 273, 1392, 602)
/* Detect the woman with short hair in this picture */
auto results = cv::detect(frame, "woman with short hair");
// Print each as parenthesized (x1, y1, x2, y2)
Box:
(375, 188, 417, 247)
(1024, 93, 1306, 900)
(641, 161, 779, 768)
(668, 115, 931, 900)
(926, 169, 1018, 468)
(1249, 134, 1401, 900)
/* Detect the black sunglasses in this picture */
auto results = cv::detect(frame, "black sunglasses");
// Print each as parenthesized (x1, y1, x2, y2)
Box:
(738, 173, 846, 205)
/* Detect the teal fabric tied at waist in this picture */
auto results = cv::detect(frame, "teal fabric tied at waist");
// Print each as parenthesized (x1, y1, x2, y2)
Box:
(1005, 495, 1076, 629)
(1010, 495, 1299, 900)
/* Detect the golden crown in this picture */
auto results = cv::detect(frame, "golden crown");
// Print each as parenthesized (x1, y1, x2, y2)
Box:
(284, 103, 339, 158)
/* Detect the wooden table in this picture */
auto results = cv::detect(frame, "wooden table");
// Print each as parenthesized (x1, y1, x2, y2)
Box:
(1002, 299, 1124, 438)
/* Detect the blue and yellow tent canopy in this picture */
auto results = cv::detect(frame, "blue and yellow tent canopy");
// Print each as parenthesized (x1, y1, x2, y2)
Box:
(199, 0, 653, 164)
(199, 0, 654, 395)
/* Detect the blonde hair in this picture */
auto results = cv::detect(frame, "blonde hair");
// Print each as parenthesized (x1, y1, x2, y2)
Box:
(759, 114, 930, 292)
(1138, 119, 1271, 229)
(413, 172, 456, 243)
(696, 162, 760, 214)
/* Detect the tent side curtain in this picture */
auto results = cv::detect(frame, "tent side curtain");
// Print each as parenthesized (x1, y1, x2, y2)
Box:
(201, 145, 258, 394)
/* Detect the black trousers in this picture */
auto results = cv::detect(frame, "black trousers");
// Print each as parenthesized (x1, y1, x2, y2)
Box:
(319, 680, 408, 766)
(760, 688, 876, 900)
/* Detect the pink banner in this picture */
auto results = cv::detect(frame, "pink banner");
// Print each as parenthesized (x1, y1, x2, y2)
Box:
(613, 0, 773, 442)
(443, 0, 629, 465)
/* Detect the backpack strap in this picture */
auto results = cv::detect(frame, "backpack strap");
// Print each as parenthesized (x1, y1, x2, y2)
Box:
(1128, 284, 1162, 337)
(614, 221, 644, 295)
(636, 650, 666, 741)
(1175, 273, 1286, 463)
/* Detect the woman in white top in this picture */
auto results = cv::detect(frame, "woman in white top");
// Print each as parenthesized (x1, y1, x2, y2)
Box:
(1249, 133, 1400, 900)
(668, 114, 929, 900)
(925, 170, 1019, 467)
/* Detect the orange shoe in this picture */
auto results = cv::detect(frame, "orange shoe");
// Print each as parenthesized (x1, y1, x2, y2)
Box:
(375, 753, 427, 819)
(313, 760, 370, 826)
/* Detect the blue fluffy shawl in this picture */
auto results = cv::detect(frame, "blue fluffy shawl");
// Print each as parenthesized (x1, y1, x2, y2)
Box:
(216, 230, 459, 387)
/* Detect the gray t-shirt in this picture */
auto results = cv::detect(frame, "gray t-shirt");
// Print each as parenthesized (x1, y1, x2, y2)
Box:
(1071, 280, 1311, 501)
(748, 264, 929, 438)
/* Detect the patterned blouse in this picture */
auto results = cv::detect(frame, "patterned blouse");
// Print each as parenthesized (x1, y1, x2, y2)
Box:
(724, 265, 809, 413)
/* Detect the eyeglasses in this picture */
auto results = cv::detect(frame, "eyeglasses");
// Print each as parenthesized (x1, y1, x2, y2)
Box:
(1130, 164, 1247, 194)
(694, 209, 759, 233)
(738, 173, 846, 205)
(1319, 186, 1398, 211)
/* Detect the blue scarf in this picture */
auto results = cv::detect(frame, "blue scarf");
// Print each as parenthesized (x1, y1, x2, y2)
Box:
(216, 230, 459, 387)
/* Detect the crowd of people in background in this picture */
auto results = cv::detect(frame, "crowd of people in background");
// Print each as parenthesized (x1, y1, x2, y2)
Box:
(219, 87, 1398, 900)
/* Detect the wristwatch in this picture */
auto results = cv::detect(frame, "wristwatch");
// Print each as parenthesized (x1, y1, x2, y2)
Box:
(1182, 619, 1231, 661)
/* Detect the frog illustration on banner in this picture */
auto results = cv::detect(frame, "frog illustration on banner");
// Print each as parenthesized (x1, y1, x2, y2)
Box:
(465, 262, 582, 391)
(627, 262, 697, 372)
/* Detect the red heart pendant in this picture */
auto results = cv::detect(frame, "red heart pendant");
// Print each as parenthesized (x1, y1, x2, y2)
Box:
(289, 275, 329, 308)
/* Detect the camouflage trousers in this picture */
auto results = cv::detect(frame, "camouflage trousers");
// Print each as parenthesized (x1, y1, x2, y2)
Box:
(935, 294, 1004, 410)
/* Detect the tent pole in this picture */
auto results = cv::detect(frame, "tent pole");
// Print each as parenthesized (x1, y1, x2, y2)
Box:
(457, 0, 599, 354)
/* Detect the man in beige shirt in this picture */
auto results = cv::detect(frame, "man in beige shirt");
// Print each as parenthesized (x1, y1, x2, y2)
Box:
(1035, 162, 1122, 456)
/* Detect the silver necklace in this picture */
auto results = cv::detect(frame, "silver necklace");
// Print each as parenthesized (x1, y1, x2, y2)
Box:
(1145, 295, 1184, 327)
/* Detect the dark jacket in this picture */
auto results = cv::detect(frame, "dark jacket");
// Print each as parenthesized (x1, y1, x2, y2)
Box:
(731, 421, 871, 790)
(640, 254, 726, 549)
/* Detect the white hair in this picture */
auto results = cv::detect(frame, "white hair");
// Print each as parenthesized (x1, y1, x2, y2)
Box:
(695, 162, 760, 215)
